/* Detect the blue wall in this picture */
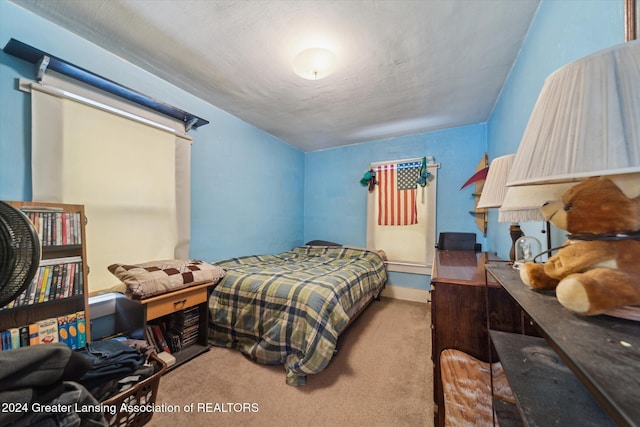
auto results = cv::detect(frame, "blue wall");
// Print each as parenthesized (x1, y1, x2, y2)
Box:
(0, 1, 304, 264)
(304, 124, 488, 247)
(486, 0, 623, 259)
(304, 124, 487, 291)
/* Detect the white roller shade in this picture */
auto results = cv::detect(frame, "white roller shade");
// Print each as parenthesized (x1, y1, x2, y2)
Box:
(31, 86, 189, 292)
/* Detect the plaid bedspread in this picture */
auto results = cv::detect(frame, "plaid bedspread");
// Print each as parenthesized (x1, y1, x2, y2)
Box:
(208, 245, 387, 386)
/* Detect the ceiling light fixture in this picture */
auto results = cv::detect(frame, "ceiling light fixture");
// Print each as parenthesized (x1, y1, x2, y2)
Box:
(292, 47, 337, 80)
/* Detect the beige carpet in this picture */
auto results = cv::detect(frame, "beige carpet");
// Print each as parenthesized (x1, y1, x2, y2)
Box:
(149, 297, 433, 426)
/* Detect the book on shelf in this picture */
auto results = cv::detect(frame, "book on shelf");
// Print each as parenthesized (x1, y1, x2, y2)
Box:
(63, 263, 74, 299)
(22, 265, 40, 306)
(142, 305, 204, 357)
(164, 329, 182, 353)
(0, 310, 86, 351)
(66, 312, 78, 350)
(9, 328, 20, 349)
(19, 207, 82, 247)
(19, 326, 29, 347)
(73, 264, 82, 296)
(150, 324, 171, 354)
(57, 316, 70, 347)
(76, 311, 86, 349)
(1, 257, 83, 310)
(38, 265, 50, 303)
(28, 323, 39, 346)
(56, 313, 79, 350)
(37, 318, 59, 345)
(1, 330, 10, 351)
(50, 264, 63, 301)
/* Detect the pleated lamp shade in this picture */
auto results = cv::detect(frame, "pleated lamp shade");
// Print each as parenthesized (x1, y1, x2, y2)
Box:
(477, 154, 515, 209)
(498, 183, 577, 223)
(507, 40, 640, 187)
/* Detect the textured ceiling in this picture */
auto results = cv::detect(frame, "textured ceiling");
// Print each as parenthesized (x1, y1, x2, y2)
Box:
(11, 0, 540, 151)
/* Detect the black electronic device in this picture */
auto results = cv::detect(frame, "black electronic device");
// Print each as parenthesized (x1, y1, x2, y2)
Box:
(437, 232, 481, 251)
(0, 201, 41, 307)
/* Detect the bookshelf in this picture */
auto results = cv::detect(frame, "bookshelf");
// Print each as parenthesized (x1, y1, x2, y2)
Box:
(138, 281, 212, 371)
(0, 201, 90, 348)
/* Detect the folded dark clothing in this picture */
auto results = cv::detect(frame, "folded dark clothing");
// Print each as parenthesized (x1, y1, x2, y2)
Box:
(8, 381, 107, 427)
(0, 343, 90, 391)
(77, 340, 144, 390)
(0, 344, 92, 426)
(89, 363, 155, 402)
(122, 338, 154, 360)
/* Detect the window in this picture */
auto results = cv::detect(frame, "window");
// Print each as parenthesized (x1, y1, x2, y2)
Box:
(366, 157, 438, 274)
(28, 76, 191, 293)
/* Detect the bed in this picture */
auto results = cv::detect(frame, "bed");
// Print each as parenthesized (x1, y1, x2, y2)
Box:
(208, 244, 387, 385)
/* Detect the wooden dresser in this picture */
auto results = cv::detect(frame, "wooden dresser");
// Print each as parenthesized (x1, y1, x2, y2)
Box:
(430, 250, 535, 427)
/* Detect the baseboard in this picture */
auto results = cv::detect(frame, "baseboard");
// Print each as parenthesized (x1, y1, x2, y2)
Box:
(385, 261, 431, 275)
(381, 284, 429, 304)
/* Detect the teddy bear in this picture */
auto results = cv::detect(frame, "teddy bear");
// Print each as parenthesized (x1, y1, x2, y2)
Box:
(519, 174, 640, 316)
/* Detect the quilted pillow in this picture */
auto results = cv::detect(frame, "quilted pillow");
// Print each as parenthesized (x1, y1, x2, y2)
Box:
(108, 259, 225, 299)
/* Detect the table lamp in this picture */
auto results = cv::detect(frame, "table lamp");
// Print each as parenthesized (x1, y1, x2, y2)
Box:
(508, 41, 640, 188)
(477, 154, 524, 260)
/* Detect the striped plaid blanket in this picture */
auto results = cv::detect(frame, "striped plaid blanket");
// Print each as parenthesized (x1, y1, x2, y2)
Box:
(208, 245, 387, 386)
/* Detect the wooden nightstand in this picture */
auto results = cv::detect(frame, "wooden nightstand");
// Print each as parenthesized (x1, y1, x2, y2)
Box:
(139, 281, 213, 371)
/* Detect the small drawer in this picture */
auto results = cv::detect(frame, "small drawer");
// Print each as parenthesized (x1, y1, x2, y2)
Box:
(143, 284, 209, 320)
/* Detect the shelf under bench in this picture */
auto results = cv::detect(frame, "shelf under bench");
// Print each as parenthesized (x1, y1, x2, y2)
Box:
(490, 330, 613, 427)
(137, 281, 213, 372)
(486, 265, 640, 427)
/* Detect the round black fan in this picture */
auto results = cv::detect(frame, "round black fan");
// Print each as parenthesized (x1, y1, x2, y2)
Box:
(0, 201, 41, 307)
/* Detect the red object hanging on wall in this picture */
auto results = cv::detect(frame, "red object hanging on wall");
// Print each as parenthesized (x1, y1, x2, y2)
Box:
(460, 167, 489, 190)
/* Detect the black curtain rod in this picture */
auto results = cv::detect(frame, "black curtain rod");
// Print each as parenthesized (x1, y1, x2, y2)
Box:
(3, 38, 209, 131)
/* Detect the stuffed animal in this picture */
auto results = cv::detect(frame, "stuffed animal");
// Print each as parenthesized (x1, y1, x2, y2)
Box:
(519, 174, 640, 315)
